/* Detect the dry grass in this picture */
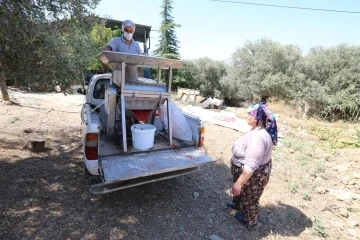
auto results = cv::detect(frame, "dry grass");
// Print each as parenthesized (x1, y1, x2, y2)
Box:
(0, 92, 359, 239)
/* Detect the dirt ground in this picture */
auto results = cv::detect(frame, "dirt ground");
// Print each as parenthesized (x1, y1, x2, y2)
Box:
(0, 89, 359, 240)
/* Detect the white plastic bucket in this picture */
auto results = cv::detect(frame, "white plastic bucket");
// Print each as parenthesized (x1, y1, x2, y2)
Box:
(131, 124, 156, 150)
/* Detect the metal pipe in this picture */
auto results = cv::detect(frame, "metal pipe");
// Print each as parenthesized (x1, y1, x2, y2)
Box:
(121, 63, 125, 91)
(158, 68, 161, 83)
(167, 67, 173, 146)
(143, 30, 147, 54)
(147, 34, 151, 51)
(168, 67, 173, 93)
(167, 99, 173, 146)
(121, 95, 127, 152)
(121, 62, 127, 152)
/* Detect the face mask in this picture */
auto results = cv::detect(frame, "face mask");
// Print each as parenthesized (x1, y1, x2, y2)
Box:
(124, 31, 133, 41)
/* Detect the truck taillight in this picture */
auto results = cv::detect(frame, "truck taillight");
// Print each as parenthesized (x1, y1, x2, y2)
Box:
(85, 133, 98, 160)
(198, 127, 205, 147)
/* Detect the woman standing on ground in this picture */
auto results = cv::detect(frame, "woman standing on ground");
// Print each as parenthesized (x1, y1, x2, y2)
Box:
(228, 102, 278, 229)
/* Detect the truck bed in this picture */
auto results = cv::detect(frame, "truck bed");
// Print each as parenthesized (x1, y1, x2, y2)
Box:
(98, 112, 201, 156)
(98, 130, 196, 156)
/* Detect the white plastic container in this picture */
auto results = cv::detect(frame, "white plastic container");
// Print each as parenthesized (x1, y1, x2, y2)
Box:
(131, 124, 156, 150)
(201, 97, 212, 108)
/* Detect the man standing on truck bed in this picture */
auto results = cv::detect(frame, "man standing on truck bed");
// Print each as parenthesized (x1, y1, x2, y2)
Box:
(102, 20, 143, 82)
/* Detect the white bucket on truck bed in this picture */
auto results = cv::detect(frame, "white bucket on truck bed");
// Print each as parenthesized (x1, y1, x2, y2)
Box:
(131, 124, 156, 150)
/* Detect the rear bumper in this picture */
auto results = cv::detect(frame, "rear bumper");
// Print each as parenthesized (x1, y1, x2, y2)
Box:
(89, 167, 199, 194)
(89, 148, 215, 194)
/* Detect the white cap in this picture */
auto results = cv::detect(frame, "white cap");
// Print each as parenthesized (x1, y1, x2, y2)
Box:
(122, 20, 135, 31)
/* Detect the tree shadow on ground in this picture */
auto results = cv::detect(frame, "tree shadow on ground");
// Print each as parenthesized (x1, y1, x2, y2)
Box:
(0, 136, 312, 240)
(250, 203, 312, 238)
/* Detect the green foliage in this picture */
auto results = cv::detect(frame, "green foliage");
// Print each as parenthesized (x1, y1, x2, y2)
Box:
(281, 137, 304, 151)
(4, 0, 359, 125)
(289, 183, 299, 194)
(347, 208, 359, 213)
(0, 0, 100, 95)
(310, 124, 360, 149)
(221, 38, 303, 102)
(315, 161, 326, 174)
(311, 216, 328, 237)
(175, 57, 226, 97)
(298, 154, 310, 166)
(88, 23, 121, 70)
(301, 45, 360, 121)
(154, 0, 180, 59)
(9, 117, 20, 124)
(218, 39, 360, 122)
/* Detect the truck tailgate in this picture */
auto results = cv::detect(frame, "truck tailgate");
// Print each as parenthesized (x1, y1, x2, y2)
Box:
(90, 148, 215, 194)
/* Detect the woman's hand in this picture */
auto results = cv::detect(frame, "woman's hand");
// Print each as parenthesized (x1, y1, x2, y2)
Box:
(232, 182, 243, 196)
(232, 169, 253, 196)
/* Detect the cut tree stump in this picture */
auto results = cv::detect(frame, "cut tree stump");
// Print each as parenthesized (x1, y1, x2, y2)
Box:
(28, 139, 46, 152)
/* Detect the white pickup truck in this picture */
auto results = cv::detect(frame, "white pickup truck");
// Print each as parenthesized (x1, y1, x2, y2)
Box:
(80, 51, 215, 194)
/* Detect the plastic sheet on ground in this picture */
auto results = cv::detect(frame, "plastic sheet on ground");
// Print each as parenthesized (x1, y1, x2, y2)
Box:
(182, 105, 251, 133)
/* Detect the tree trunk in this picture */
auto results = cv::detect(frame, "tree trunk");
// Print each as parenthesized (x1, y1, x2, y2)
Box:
(0, 72, 10, 101)
(261, 95, 269, 104)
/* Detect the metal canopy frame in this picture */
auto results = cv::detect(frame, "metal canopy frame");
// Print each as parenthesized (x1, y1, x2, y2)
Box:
(97, 51, 185, 152)
(97, 51, 184, 69)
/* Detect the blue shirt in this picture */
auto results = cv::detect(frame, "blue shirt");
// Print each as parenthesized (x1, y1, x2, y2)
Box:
(107, 36, 143, 81)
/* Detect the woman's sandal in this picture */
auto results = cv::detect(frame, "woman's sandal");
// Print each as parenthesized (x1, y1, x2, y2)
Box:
(235, 213, 260, 230)
(234, 212, 245, 224)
